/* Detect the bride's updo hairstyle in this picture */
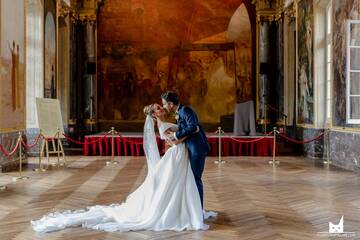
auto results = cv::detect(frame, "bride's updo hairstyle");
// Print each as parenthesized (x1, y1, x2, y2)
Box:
(143, 104, 156, 120)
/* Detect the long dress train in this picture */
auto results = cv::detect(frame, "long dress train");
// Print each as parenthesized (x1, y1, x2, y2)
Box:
(31, 117, 210, 233)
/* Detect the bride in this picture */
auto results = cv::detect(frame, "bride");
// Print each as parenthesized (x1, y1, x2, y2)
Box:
(31, 103, 213, 233)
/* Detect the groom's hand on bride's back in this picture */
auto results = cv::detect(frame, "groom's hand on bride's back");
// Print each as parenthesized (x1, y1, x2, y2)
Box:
(172, 139, 183, 145)
(165, 131, 175, 141)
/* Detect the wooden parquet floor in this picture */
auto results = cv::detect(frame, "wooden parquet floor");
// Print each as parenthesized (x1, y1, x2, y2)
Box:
(0, 156, 359, 240)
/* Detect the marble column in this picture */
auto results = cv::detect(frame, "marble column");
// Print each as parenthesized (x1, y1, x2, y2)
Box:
(68, 20, 97, 139)
(257, 16, 284, 127)
(25, 0, 44, 157)
(83, 22, 97, 132)
(258, 21, 270, 120)
(274, 19, 284, 124)
(283, 9, 296, 127)
(69, 22, 78, 124)
(58, 15, 71, 133)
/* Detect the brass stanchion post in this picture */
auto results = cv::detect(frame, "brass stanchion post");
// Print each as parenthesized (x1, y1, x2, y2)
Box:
(0, 151, 6, 190)
(264, 104, 267, 134)
(13, 132, 29, 181)
(268, 127, 280, 165)
(214, 126, 226, 164)
(56, 127, 66, 167)
(106, 127, 119, 165)
(323, 129, 331, 165)
(111, 127, 115, 162)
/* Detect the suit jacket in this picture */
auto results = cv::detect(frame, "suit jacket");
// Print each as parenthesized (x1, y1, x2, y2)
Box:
(175, 104, 209, 156)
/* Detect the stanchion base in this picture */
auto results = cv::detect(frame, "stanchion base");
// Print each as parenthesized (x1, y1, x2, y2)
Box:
(323, 160, 332, 165)
(268, 160, 280, 165)
(59, 162, 67, 167)
(106, 161, 119, 165)
(33, 167, 47, 172)
(12, 176, 30, 182)
(51, 162, 67, 168)
(214, 160, 226, 164)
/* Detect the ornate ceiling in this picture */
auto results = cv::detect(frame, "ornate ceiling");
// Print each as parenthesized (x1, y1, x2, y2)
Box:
(96, 0, 255, 49)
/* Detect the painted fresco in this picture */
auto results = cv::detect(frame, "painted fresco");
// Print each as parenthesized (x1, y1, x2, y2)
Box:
(333, 0, 359, 126)
(97, 42, 253, 123)
(297, 0, 314, 124)
(0, 0, 26, 131)
(97, 0, 254, 124)
(174, 50, 236, 123)
(98, 44, 166, 121)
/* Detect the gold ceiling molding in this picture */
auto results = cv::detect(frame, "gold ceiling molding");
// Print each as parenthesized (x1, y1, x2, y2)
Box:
(58, 0, 103, 24)
(252, 0, 284, 11)
(284, 3, 296, 22)
(74, 11, 97, 24)
(253, 0, 285, 23)
(58, 3, 72, 18)
(256, 11, 283, 23)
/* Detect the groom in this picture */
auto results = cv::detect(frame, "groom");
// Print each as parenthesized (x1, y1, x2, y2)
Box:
(161, 91, 209, 208)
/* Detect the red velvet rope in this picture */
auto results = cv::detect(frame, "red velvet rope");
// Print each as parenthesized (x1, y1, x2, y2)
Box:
(212, 130, 275, 144)
(229, 136, 271, 143)
(114, 131, 144, 144)
(213, 130, 226, 134)
(213, 130, 274, 136)
(21, 134, 43, 149)
(62, 132, 111, 145)
(123, 138, 143, 145)
(0, 139, 21, 157)
(277, 131, 325, 144)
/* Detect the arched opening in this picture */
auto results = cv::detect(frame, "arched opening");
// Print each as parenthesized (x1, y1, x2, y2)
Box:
(227, 4, 252, 104)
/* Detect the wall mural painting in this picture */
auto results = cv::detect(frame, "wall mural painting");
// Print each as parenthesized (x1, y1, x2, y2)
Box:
(333, 0, 359, 126)
(0, 0, 26, 131)
(173, 50, 236, 123)
(297, 0, 314, 124)
(98, 44, 237, 123)
(236, 43, 252, 104)
(96, 0, 255, 126)
(98, 44, 165, 121)
(44, 0, 56, 99)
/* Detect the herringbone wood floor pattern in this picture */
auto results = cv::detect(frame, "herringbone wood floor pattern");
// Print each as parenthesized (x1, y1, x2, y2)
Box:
(0, 156, 359, 240)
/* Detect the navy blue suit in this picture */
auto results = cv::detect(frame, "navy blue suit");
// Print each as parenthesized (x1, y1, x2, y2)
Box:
(175, 104, 209, 208)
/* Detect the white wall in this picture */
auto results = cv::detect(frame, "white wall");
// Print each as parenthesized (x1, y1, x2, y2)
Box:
(26, 0, 44, 129)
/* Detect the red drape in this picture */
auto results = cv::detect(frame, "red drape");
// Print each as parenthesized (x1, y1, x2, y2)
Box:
(84, 135, 273, 157)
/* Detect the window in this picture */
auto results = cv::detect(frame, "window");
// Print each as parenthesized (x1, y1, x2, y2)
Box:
(325, 3, 332, 122)
(346, 20, 360, 124)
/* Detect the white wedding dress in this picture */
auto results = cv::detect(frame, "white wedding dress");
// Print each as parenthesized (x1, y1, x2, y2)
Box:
(31, 116, 213, 233)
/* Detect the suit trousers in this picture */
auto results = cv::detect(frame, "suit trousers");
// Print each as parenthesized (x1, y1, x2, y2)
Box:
(188, 151, 206, 208)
